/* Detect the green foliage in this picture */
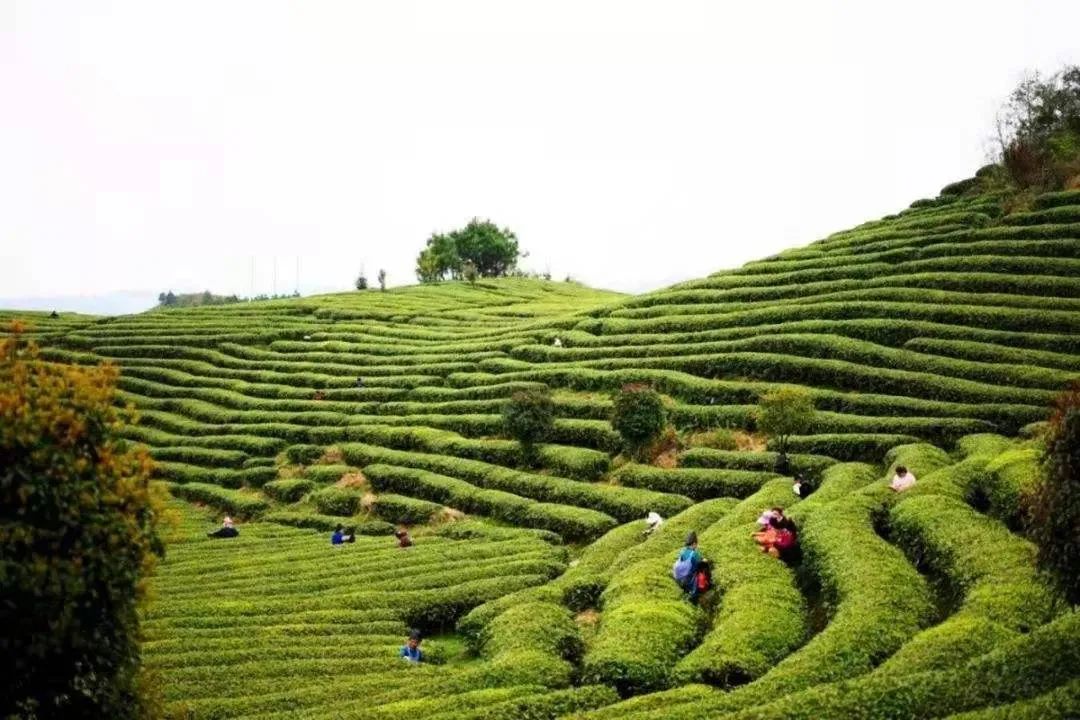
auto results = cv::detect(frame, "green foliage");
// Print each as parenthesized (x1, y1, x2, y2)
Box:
(611, 384, 667, 458)
(371, 492, 443, 524)
(416, 218, 522, 282)
(1028, 398, 1080, 604)
(0, 329, 164, 719)
(263, 477, 316, 502)
(365, 464, 616, 540)
(502, 387, 556, 464)
(263, 511, 394, 534)
(755, 387, 815, 454)
(615, 465, 777, 500)
(355, 273, 369, 290)
(168, 482, 270, 518)
(309, 486, 365, 516)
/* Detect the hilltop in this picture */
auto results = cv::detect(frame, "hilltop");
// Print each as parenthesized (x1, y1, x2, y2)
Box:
(4, 187, 1080, 718)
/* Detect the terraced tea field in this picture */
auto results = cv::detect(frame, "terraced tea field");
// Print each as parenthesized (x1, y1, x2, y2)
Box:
(7, 188, 1080, 718)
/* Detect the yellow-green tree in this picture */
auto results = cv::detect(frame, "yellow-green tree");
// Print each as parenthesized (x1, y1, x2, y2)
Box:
(0, 323, 166, 719)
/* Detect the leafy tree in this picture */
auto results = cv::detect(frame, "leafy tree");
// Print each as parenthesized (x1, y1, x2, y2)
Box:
(502, 388, 555, 466)
(996, 65, 1080, 189)
(415, 218, 521, 283)
(612, 384, 667, 460)
(0, 323, 166, 718)
(355, 273, 368, 290)
(755, 388, 815, 455)
(377, 269, 387, 291)
(462, 260, 479, 285)
(157, 290, 177, 307)
(416, 250, 443, 284)
(1027, 384, 1080, 605)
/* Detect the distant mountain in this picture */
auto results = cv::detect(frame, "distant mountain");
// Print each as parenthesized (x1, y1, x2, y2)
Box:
(0, 291, 158, 316)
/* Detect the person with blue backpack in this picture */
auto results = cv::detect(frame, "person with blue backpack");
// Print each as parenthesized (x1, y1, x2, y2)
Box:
(672, 532, 703, 599)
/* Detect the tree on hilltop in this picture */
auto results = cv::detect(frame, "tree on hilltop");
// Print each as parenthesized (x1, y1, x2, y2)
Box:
(415, 219, 521, 283)
(995, 65, 1080, 190)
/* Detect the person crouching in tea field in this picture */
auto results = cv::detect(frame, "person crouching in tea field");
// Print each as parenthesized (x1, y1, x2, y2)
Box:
(207, 515, 238, 538)
(400, 630, 423, 662)
(672, 532, 702, 598)
(331, 524, 355, 545)
(395, 527, 413, 548)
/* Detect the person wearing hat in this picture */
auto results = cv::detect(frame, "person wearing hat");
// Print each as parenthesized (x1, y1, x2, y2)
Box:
(400, 630, 423, 663)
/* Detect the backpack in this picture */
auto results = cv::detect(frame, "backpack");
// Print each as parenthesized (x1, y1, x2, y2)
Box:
(672, 550, 694, 583)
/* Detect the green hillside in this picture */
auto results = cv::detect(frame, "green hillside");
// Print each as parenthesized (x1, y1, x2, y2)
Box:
(6, 189, 1080, 718)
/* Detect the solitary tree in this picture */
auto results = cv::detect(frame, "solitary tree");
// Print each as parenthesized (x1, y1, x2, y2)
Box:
(377, 269, 387, 291)
(503, 387, 555, 466)
(415, 218, 521, 283)
(1027, 384, 1080, 605)
(355, 272, 368, 290)
(0, 324, 165, 718)
(755, 388, 815, 455)
(612, 384, 667, 460)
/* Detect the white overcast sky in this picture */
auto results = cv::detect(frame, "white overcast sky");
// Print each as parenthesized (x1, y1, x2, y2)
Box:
(1, 1, 1078, 313)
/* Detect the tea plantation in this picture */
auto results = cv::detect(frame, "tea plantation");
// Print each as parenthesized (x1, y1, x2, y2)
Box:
(6, 188, 1080, 718)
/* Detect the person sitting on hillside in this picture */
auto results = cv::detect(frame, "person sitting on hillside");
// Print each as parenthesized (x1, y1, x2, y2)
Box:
(331, 524, 356, 545)
(356, 376, 364, 388)
(792, 472, 814, 498)
(395, 527, 413, 548)
(207, 515, 239, 539)
(400, 630, 423, 663)
(672, 532, 702, 596)
(772, 517, 799, 561)
(753, 515, 779, 550)
(755, 506, 784, 529)
(889, 465, 917, 492)
(643, 511, 664, 537)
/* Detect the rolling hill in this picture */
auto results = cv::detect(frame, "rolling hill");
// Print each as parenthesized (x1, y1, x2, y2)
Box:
(5, 186, 1080, 719)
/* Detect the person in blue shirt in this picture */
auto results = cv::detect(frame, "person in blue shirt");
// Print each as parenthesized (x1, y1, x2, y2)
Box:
(400, 630, 423, 663)
(673, 532, 703, 598)
(331, 524, 355, 546)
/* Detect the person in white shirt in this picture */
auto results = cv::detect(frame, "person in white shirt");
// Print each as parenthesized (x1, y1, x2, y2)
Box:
(553, 337, 563, 347)
(889, 465, 917, 492)
(643, 511, 664, 536)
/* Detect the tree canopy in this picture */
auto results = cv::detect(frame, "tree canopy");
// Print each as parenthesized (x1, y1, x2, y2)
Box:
(415, 219, 522, 283)
(755, 388, 816, 455)
(0, 323, 165, 718)
(996, 65, 1080, 190)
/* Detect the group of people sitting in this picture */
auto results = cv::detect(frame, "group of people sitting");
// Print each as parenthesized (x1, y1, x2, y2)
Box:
(753, 507, 799, 559)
